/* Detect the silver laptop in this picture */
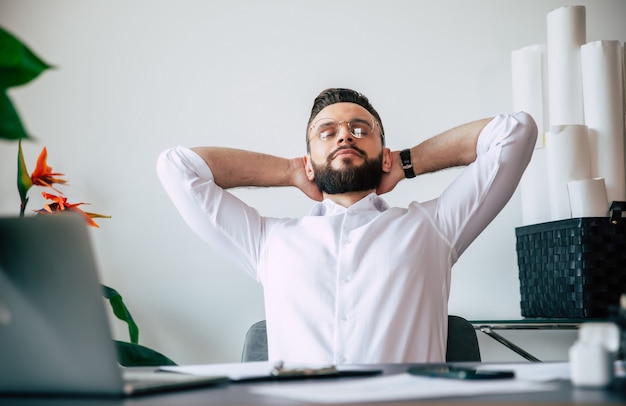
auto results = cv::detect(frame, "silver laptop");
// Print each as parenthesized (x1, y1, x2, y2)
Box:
(0, 214, 227, 397)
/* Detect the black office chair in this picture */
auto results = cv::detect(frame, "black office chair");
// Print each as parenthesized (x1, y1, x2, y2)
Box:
(241, 315, 481, 362)
(446, 315, 482, 362)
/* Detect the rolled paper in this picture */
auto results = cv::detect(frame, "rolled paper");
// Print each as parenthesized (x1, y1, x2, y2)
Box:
(520, 148, 551, 225)
(547, 5, 586, 126)
(581, 40, 626, 204)
(511, 45, 548, 148)
(545, 125, 592, 220)
(568, 178, 609, 218)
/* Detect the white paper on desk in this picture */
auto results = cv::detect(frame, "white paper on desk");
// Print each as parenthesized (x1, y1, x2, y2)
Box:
(159, 361, 352, 381)
(478, 362, 571, 382)
(249, 373, 555, 404)
(481, 361, 626, 380)
(160, 361, 275, 381)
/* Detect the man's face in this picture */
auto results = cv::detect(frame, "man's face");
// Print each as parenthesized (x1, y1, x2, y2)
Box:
(304, 103, 391, 194)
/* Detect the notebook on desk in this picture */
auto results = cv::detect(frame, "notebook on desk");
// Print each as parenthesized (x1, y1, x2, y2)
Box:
(0, 214, 227, 397)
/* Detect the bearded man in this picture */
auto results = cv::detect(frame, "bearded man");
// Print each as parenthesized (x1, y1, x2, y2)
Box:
(157, 88, 537, 364)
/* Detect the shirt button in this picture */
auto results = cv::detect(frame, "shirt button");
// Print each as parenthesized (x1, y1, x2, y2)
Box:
(342, 276, 352, 283)
(341, 314, 349, 321)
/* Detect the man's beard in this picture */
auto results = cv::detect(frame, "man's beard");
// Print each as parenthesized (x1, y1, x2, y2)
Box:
(311, 150, 384, 194)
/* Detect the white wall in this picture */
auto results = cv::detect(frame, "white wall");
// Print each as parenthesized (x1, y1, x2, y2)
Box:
(1, 0, 624, 364)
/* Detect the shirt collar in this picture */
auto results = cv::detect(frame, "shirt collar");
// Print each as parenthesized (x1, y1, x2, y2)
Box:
(309, 192, 389, 216)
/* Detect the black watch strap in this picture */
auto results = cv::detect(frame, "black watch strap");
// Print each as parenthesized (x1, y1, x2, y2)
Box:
(400, 149, 416, 179)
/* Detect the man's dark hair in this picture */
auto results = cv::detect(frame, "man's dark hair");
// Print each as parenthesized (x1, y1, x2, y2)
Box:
(306, 88, 385, 151)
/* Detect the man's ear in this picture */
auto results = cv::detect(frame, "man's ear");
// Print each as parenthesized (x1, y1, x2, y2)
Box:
(304, 154, 315, 181)
(382, 148, 393, 173)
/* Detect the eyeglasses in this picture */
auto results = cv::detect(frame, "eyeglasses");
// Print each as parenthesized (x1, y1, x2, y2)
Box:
(309, 117, 379, 141)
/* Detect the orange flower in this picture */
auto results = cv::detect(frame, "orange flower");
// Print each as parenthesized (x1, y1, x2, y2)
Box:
(30, 146, 67, 193)
(36, 192, 111, 228)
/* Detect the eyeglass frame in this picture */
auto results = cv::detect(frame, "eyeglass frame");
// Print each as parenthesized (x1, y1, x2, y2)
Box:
(307, 116, 384, 142)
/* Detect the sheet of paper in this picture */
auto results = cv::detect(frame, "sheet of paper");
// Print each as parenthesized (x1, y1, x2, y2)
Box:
(479, 360, 626, 380)
(477, 362, 570, 382)
(249, 372, 556, 404)
(160, 361, 275, 381)
(160, 360, 348, 381)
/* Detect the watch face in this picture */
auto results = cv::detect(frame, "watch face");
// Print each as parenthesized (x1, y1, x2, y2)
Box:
(400, 149, 416, 178)
(400, 149, 410, 164)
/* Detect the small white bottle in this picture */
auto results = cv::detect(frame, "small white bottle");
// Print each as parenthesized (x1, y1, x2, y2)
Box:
(569, 322, 620, 388)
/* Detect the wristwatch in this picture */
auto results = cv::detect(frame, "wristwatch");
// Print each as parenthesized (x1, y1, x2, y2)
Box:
(400, 149, 416, 178)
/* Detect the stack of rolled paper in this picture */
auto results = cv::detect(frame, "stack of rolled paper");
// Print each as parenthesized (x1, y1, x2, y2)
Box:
(513, 5, 625, 224)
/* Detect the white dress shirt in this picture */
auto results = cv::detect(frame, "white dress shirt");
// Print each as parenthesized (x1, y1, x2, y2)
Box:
(157, 112, 537, 364)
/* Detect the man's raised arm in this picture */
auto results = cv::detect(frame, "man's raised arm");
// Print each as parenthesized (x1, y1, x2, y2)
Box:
(410, 118, 493, 175)
(377, 117, 493, 194)
(191, 147, 322, 200)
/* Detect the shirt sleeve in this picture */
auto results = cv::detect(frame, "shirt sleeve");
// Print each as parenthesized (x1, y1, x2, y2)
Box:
(156, 146, 264, 279)
(431, 111, 538, 262)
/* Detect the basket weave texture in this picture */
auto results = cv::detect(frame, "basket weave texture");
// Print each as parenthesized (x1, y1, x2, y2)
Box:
(515, 217, 626, 318)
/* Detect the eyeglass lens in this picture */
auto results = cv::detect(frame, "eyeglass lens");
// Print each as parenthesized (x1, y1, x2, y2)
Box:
(312, 118, 375, 141)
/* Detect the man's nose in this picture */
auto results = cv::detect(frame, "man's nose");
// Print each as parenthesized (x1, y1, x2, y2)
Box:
(336, 122, 354, 144)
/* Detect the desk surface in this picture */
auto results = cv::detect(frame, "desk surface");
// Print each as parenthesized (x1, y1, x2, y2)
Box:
(2, 364, 625, 405)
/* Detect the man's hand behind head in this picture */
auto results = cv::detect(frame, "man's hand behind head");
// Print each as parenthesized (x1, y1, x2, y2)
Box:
(377, 150, 405, 195)
(291, 157, 323, 201)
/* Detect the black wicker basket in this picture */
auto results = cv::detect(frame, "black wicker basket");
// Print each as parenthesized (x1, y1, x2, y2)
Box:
(515, 203, 626, 318)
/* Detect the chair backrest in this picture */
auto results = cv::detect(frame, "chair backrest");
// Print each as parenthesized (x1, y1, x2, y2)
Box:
(241, 320, 269, 362)
(241, 315, 481, 362)
(446, 315, 481, 362)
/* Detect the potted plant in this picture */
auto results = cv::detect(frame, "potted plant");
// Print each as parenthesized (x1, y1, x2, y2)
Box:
(1, 26, 174, 367)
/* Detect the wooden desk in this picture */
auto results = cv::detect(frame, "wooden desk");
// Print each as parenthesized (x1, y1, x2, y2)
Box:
(471, 319, 585, 362)
(2, 363, 625, 405)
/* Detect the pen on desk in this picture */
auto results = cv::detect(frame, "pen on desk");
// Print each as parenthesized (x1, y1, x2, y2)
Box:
(271, 361, 285, 376)
(408, 366, 515, 380)
(271, 361, 339, 377)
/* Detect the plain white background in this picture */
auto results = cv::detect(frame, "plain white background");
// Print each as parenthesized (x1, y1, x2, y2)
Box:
(1, 0, 625, 364)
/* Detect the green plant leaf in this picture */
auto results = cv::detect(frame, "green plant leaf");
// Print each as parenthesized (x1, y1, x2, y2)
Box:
(0, 26, 52, 89)
(114, 341, 177, 367)
(102, 284, 140, 344)
(17, 139, 33, 216)
(0, 91, 30, 140)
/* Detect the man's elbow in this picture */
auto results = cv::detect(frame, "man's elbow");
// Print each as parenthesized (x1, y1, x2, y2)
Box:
(515, 111, 539, 147)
